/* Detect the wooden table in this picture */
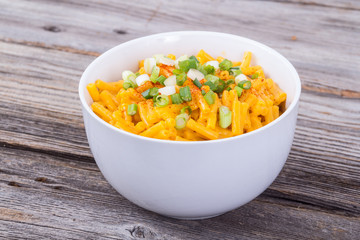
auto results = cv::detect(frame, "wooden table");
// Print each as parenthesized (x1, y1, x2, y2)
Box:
(1, 0, 359, 239)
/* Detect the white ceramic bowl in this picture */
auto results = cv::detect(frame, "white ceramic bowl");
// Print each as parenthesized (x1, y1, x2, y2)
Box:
(79, 31, 301, 219)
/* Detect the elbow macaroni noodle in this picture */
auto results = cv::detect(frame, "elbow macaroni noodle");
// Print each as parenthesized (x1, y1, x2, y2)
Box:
(87, 50, 287, 141)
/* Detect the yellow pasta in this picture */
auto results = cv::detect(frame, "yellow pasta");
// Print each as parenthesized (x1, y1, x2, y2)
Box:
(86, 83, 100, 102)
(87, 50, 287, 141)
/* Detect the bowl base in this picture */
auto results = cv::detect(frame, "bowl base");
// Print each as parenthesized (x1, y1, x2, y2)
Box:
(164, 212, 225, 220)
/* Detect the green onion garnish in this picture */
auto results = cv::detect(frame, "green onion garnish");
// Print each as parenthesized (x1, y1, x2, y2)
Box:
(179, 59, 197, 73)
(204, 90, 216, 105)
(251, 73, 259, 79)
(229, 67, 240, 76)
(156, 75, 167, 85)
(214, 79, 226, 93)
(127, 103, 138, 115)
(234, 86, 243, 97)
(189, 55, 199, 63)
(150, 66, 160, 83)
(179, 86, 192, 102)
(219, 106, 232, 128)
(142, 87, 158, 99)
(226, 87, 232, 91)
(175, 113, 189, 130)
(219, 59, 233, 71)
(201, 89, 206, 95)
(193, 78, 202, 89)
(123, 80, 135, 90)
(176, 73, 187, 86)
(238, 80, 251, 89)
(205, 74, 220, 84)
(225, 79, 235, 87)
(197, 64, 207, 75)
(204, 81, 217, 91)
(171, 93, 183, 104)
(232, 69, 242, 76)
(154, 95, 169, 107)
(173, 69, 182, 75)
(180, 106, 192, 115)
(204, 65, 215, 75)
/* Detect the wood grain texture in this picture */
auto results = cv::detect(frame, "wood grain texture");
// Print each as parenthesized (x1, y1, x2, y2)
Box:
(1, 147, 359, 240)
(1, 0, 360, 239)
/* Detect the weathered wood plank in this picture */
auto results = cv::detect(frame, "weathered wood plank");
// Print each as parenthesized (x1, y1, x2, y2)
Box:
(1, 0, 360, 238)
(1, 147, 359, 240)
(0, 0, 359, 96)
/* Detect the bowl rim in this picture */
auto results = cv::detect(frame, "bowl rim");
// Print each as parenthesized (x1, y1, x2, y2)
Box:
(79, 31, 301, 145)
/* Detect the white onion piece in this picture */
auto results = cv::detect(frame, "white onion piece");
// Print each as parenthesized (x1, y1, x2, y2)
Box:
(159, 56, 175, 66)
(175, 55, 189, 69)
(164, 75, 176, 86)
(153, 54, 165, 64)
(235, 74, 248, 84)
(144, 58, 156, 74)
(159, 86, 176, 96)
(135, 74, 150, 86)
(122, 70, 136, 83)
(187, 69, 205, 81)
(205, 60, 220, 70)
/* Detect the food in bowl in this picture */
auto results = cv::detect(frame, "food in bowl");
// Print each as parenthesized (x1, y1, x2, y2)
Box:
(87, 50, 286, 141)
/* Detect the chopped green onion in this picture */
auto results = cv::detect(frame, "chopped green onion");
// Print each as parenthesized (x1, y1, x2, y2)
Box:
(205, 74, 220, 84)
(226, 87, 232, 91)
(175, 113, 189, 130)
(204, 90, 216, 105)
(154, 95, 169, 107)
(179, 86, 192, 102)
(233, 69, 242, 76)
(219, 106, 232, 128)
(204, 81, 217, 91)
(127, 103, 138, 115)
(156, 75, 167, 85)
(179, 59, 197, 73)
(173, 69, 182, 75)
(204, 65, 215, 75)
(189, 55, 199, 63)
(171, 93, 183, 104)
(238, 80, 252, 89)
(123, 80, 135, 90)
(149, 87, 159, 97)
(251, 73, 259, 79)
(219, 59, 233, 71)
(225, 79, 235, 87)
(150, 66, 160, 83)
(180, 106, 192, 115)
(201, 89, 206, 95)
(234, 86, 243, 97)
(135, 72, 140, 77)
(229, 67, 240, 76)
(214, 79, 226, 93)
(193, 78, 202, 89)
(122, 70, 136, 83)
(176, 73, 187, 86)
(196, 64, 207, 75)
(142, 87, 159, 99)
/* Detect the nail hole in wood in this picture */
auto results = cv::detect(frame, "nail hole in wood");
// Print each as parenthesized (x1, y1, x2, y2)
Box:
(8, 181, 21, 187)
(35, 177, 48, 183)
(53, 186, 63, 190)
(43, 25, 61, 33)
(113, 29, 127, 34)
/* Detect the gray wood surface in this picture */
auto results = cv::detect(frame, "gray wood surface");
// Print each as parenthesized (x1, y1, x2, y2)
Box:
(1, 0, 359, 239)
